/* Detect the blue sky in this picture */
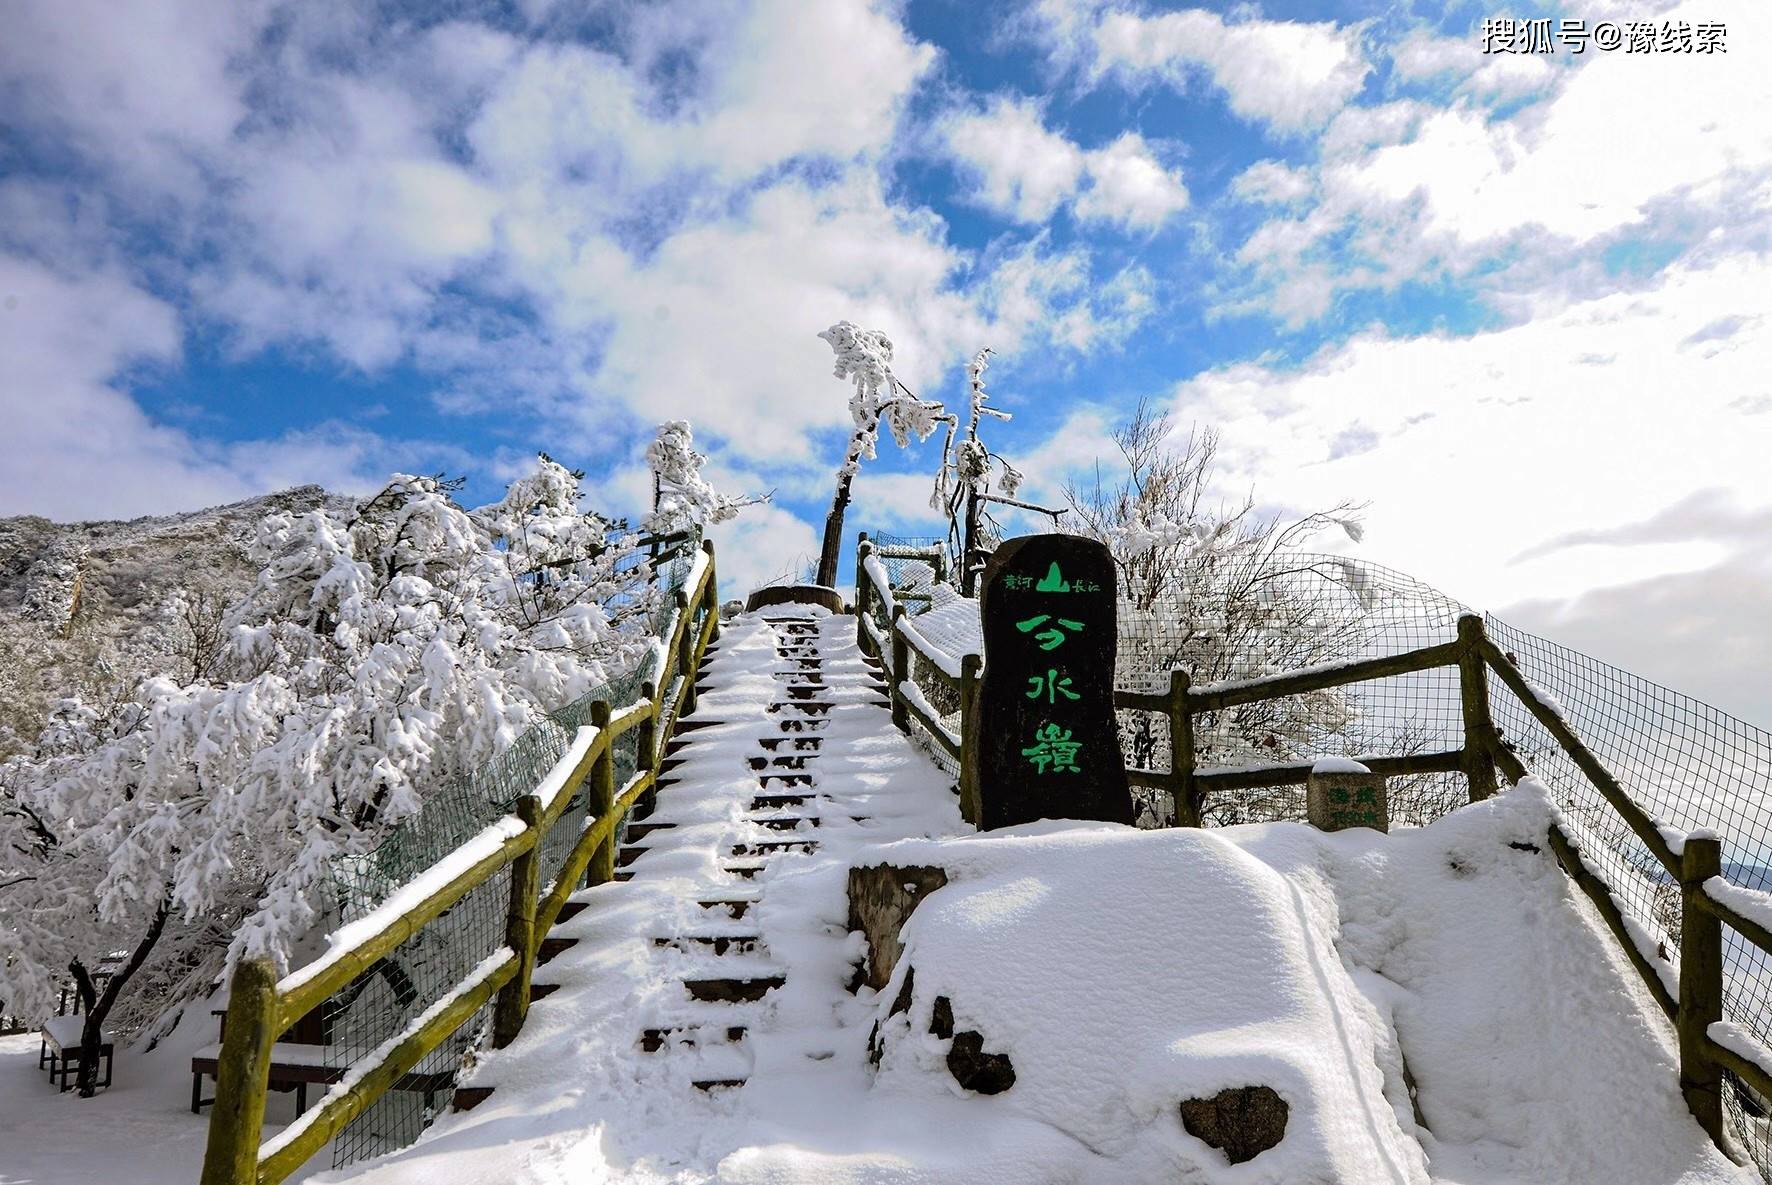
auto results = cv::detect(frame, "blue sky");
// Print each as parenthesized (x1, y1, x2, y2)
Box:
(2, 0, 1770, 723)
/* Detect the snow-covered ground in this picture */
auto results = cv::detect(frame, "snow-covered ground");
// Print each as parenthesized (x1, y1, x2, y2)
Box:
(296, 608, 1751, 1185)
(0, 1002, 327, 1184)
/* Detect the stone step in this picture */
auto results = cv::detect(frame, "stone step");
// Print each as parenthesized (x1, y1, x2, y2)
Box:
(753, 815, 819, 831)
(531, 982, 563, 1001)
(617, 846, 648, 868)
(639, 1024, 748, 1053)
(757, 736, 823, 752)
(766, 702, 834, 716)
(755, 772, 814, 787)
(721, 862, 768, 879)
(750, 793, 814, 810)
(729, 840, 816, 857)
(683, 976, 786, 1003)
(537, 936, 577, 964)
(653, 934, 763, 956)
(624, 821, 677, 842)
(697, 899, 755, 919)
(556, 900, 589, 923)
(748, 754, 816, 771)
(776, 718, 830, 733)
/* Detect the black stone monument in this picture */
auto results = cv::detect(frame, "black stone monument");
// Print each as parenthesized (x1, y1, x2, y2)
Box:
(967, 533, 1133, 830)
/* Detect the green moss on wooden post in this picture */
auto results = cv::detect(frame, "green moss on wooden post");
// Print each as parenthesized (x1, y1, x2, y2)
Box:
(889, 604, 909, 734)
(701, 540, 720, 643)
(587, 700, 618, 887)
(636, 681, 659, 815)
(1456, 614, 1500, 802)
(674, 591, 698, 717)
(199, 956, 279, 1185)
(1679, 832, 1725, 1145)
(1169, 669, 1199, 828)
(958, 652, 982, 825)
(493, 794, 542, 1048)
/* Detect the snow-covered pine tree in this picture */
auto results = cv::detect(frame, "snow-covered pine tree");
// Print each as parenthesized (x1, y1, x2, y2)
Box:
(0, 450, 717, 1094)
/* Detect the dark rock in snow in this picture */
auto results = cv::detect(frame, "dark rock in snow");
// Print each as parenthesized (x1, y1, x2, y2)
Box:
(929, 994, 953, 1040)
(1179, 1084, 1288, 1164)
(947, 1030, 1015, 1095)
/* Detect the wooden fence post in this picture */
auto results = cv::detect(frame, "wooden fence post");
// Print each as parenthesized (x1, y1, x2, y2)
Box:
(889, 604, 909, 734)
(958, 653, 982, 825)
(198, 956, 279, 1185)
(493, 794, 542, 1047)
(637, 681, 659, 816)
(1679, 831, 1725, 1145)
(587, 701, 618, 887)
(1168, 669, 1199, 828)
(1456, 614, 1500, 802)
(855, 537, 873, 657)
(675, 590, 698, 717)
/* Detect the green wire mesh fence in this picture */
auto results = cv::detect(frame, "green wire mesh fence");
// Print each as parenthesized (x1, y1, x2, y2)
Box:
(314, 540, 700, 1168)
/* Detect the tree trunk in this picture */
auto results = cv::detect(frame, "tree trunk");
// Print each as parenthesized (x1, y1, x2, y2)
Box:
(816, 457, 860, 590)
(72, 888, 173, 1097)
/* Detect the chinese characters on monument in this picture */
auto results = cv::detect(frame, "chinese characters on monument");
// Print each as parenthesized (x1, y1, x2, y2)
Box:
(967, 534, 1134, 830)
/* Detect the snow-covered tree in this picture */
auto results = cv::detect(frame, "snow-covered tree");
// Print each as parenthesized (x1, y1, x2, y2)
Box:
(644, 420, 755, 536)
(813, 321, 948, 588)
(930, 348, 1033, 594)
(0, 456, 683, 1094)
(1065, 400, 1372, 824)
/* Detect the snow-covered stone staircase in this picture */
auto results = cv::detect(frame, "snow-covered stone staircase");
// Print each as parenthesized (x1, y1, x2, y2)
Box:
(606, 611, 890, 1088)
(433, 602, 961, 1137)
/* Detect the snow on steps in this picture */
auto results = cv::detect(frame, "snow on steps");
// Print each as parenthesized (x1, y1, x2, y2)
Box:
(445, 607, 960, 1122)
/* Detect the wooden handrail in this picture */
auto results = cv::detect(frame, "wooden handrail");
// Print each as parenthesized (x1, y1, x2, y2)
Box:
(861, 553, 1759, 1154)
(201, 541, 721, 1185)
(1186, 640, 1464, 711)
(1480, 640, 1680, 875)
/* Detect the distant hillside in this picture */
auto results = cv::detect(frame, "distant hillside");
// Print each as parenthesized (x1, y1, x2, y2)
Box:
(0, 485, 354, 757)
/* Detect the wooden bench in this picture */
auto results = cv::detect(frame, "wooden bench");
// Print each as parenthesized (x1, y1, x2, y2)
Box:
(39, 1015, 113, 1092)
(191, 1008, 452, 1114)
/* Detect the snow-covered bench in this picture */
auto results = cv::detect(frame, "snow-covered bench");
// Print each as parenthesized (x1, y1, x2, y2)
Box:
(39, 1015, 113, 1092)
(190, 1039, 343, 1113)
(190, 1008, 453, 1114)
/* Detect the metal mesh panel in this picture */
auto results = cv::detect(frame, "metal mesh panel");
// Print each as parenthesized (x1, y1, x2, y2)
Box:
(1484, 616, 1772, 1175)
(901, 642, 961, 783)
(311, 538, 700, 1168)
(865, 533, 947, 617)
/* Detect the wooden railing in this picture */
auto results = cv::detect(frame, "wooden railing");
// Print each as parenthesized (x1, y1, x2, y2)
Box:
(854, 535, 1772, 1151)
(199, 541, 722, 1185)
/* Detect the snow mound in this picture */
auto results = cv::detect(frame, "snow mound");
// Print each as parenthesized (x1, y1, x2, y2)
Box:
(860, 822, 1429, 1184)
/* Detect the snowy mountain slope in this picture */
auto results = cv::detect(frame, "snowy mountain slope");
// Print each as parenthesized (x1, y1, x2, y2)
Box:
(0, 485, 349, 755)
(315, 609, 1750, 1185)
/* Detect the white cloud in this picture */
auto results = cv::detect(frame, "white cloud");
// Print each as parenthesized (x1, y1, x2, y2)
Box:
(1388, 28, 1557, 101)
(939, 97, 1187, 230)
(0, 0, 1155, 522)
(0, 252, 438, 518)
(1231, 0, 1772, 322)
(1231, 160, 1314, 206)
(1169, 253, 1772, 647)
(706, 502, 822, 598)
(1075, 132, 1189, 230)
(939, 97, 1087, 224)
(1091, 8, 1370, 133)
